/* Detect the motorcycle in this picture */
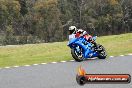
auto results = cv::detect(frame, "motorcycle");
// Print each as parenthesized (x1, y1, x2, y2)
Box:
(67, 35, 107, 62)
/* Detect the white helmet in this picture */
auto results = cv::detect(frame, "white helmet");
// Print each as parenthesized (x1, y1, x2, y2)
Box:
(77, 29, 84, 33)
(77, 29, 88, 35)
(69, 26, 77, 34)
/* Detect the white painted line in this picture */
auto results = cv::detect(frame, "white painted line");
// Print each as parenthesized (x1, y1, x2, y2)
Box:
(110, 56, 114, 58)
(60, 61, 67, 63)
(5, 67, 10, 69)
(33, 64, 39, 66)
(120, 55, 124, 56)
(70, 60, 74, 62)
(24, 65, 30, 67)
(128, 54, 132, 56)
(51, 62, 57, 64)
(2, 53, 130, 69)
(14, 66, 19, 68)
(90, 58, 96, 60)
(41, 63, 47, 65)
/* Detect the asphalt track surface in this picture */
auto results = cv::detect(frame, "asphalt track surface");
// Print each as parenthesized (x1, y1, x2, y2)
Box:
(0, 55, 132, 88)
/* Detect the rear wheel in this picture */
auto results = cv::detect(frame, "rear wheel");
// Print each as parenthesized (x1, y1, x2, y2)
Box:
(71, 47, 84, 62)
(97, 44, 107, 59)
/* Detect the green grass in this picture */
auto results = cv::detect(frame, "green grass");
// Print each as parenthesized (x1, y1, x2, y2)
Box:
(0, 33, 132, 67)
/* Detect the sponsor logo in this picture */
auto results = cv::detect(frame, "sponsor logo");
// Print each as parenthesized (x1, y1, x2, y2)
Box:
(76, 66, 131, 85)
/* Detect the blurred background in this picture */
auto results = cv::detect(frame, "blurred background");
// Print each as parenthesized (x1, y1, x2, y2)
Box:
(0, 0, 132, 45)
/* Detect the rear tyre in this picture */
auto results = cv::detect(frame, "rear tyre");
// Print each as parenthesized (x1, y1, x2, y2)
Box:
(97, 44, 107, 59)
(71, 48, 84, 62)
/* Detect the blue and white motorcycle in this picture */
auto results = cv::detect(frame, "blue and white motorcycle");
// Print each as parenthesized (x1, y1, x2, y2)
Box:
(67, 35, 107, 62)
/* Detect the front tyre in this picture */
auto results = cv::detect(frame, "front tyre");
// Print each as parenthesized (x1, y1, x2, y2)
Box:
(97, 44, 107, 59)
(71, 48, 84, 62)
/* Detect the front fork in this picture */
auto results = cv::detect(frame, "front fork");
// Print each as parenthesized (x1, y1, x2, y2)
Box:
(76, 46, 80, 53)
(75, 46, 84, 58)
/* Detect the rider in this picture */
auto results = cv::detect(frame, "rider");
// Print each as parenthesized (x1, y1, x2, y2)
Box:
(68, 26, 98, 49)
(69, 26, 93, 43)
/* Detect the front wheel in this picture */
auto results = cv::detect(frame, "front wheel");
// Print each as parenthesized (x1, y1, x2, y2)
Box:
(97, 44, 107, 59)
(71, 48, 84, 62)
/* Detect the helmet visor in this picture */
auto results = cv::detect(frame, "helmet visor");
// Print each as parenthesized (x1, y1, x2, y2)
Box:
(69, 29, 75, 34)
